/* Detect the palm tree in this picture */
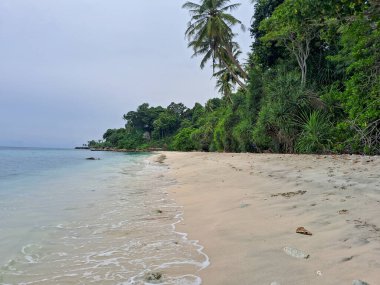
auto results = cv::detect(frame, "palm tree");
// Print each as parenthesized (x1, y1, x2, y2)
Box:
(183, 0, 248, 84)
(192, 38, 247, 88)
(215, 70, 234, 103)
(216, 42, 247, 88)
(214, 46, 243, 101)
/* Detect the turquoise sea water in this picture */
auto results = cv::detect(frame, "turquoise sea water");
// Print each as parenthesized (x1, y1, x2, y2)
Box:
(0, 147, 208, 285)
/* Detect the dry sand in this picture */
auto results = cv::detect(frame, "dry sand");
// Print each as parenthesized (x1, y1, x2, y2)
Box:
(157, 152, 380, 285)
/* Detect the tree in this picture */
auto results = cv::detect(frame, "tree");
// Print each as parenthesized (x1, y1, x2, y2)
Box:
(153, 112, 180, 139)
(260, 0, 321, 84)
(123, 103, 164, 135)
(87, 140, 97, 147)
(190, 103, 205, 125)
(205, 97, 223, 112)
(328, 1, 380, 153)
(102, 128, 128, 147)
(250, 0, 285, 68)
(167, 102, 189, 118)
(183, 0, 248, 88)
(151, 103, 189, 139)
(214, 45, 243, 102)
(215, 68, 234, 102)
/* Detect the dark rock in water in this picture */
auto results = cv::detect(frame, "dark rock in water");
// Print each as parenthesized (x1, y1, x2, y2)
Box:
(86, 157, 100, 160)
(144, 272, 162, 282)
(353, 280, 369, 285)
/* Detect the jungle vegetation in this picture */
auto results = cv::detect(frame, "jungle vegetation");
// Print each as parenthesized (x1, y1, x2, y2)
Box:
(89, 0, 379, 154)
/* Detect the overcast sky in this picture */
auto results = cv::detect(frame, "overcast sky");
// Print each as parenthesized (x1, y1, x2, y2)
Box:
(0, 0, 253, 148)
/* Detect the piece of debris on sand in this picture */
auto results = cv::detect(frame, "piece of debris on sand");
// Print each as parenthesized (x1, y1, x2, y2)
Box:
(271, 190, 307, 198)
(296, 227, 313, 236)
(283, 246, 310, 259)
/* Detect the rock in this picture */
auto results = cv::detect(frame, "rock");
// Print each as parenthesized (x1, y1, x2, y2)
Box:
(283, 246, 310, 259)
(296, 227, 313, 236)
(86, 157, 100, 160)
(352, 280, 369, 285)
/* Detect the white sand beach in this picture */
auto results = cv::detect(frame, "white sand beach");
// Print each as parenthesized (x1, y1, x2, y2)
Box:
(157, 152, 380, 285)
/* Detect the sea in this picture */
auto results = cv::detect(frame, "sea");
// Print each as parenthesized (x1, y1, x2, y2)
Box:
(0, 147, 208, 285)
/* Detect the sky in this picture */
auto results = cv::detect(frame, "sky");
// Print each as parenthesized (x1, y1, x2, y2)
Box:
(0, 0, 253, 148)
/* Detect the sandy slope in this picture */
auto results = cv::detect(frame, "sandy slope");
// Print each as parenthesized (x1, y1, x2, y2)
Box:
(158, 152, 380, 285)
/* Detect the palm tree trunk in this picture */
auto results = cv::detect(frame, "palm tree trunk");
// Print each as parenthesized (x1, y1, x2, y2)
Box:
(225, 46, 249, 80)
(220, 57, 247, 90)
(225, 92, 233, 104)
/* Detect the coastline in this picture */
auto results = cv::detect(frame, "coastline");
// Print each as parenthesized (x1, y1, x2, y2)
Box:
(86, 147, 164, 152)
(158, 151, 380, 284)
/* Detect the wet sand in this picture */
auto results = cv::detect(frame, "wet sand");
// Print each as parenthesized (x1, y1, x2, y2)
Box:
(158, 152, 380, 285)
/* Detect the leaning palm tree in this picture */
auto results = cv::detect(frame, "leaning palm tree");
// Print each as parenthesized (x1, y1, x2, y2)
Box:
(192, 38, 247, 88)
(215, 70, 234, 103)
(214, 46, 243, 101)
(183, 0, 248, 84)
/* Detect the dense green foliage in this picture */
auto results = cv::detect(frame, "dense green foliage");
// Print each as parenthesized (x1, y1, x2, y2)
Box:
(90, 0, 379, 154)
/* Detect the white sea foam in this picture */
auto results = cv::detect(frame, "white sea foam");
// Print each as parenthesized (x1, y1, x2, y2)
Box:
(0, 154, 209, 285)
(21, 244, 42, 264)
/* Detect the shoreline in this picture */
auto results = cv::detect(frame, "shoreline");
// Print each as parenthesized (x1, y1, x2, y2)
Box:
(0, 151, 207, 285)
(159, 152, 380, 284)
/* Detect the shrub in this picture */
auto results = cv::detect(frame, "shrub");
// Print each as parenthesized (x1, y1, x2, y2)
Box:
(171, 127, 197, 151)
(232, 119, 255, 152)
(252, 69, 310, 152)
(295, 111, 331, 153)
